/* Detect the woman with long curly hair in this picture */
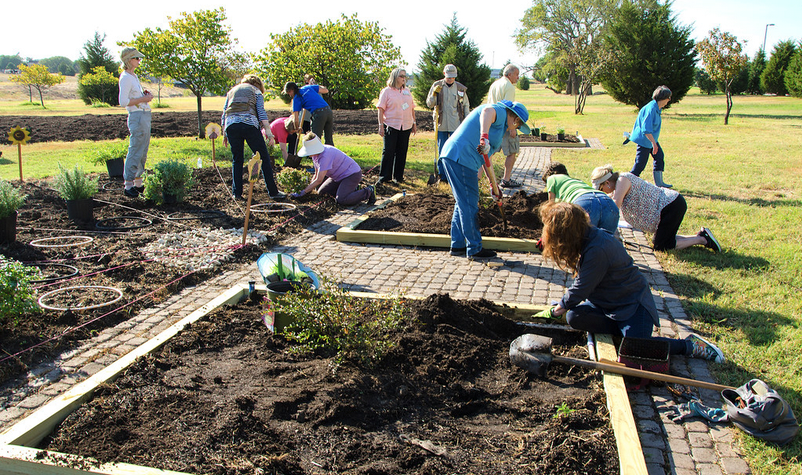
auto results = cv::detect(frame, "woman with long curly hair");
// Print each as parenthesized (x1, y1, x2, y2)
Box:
(536, 201, 725, 362)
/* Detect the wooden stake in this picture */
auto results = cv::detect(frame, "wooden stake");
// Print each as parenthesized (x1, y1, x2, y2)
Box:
(17, 143, 23, 182)
(242, 152, 262, 246)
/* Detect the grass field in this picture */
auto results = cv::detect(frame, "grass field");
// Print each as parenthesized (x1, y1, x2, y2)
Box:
(2, 84, 802, 474)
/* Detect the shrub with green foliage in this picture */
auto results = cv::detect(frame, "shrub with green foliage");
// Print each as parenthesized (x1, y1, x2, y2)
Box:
(76, 32, 120, 106)
(142, 158, 195, 204)
(0, 180, 26, 219)
(87, 141, 128, 165)
(275, 168, 310, 194)
(272, 281, 408, 368)
(53, 165, 98, 200)
(0, 256, 42, 321)
(517, 75, 531, 91)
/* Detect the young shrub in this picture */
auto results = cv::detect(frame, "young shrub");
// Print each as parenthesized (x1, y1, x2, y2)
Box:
(276, 168, 310, 194)
(53, 165, 98, 200)
(0, 179, 26, 219)
(86, 141, 128, 165)
(142, 158, 195, 204)
(0, 256, 42, 321)
(556, 126, 566, 135)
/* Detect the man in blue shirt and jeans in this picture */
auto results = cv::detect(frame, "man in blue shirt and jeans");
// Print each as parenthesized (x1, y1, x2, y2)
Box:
(284, 81, 334, 146)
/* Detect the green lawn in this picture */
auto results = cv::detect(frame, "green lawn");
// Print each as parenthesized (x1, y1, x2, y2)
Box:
(2, 86, 802, 474)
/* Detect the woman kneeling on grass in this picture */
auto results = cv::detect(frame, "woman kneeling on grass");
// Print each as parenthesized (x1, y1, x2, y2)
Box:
(536, 201, 725, 362)
(290, 133, 376, 206)
(590, 164, 721, 253)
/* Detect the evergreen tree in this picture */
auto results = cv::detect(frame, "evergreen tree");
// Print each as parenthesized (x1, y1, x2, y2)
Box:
(76, 32, 120, 105)
(412, 15, 491, 109)
(695, 68, 717, 95)
(746, 49, 766, 95)
(601, 1, 695, 109)
(761, 40, 796, 95)
(785, 47, 802, 98)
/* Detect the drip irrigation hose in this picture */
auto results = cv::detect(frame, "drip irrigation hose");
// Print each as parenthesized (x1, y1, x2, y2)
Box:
(95, 216, 153, 231)
(166, 210, 226, 221)
(38, 285, 124, 311)
(28, 263, 80, 283)
(29, 236, 94, 248)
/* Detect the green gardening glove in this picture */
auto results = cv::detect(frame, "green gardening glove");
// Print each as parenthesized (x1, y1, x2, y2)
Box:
(533, 307, 559, 320)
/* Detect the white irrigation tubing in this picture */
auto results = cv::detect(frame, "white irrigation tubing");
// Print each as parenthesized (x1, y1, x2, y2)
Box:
(20, 226, 149, 236)
(38, 285, 124, 311)
(0, 270, 199, 365)
(29, 236, 94, 248)
(92, 198, 190, 228)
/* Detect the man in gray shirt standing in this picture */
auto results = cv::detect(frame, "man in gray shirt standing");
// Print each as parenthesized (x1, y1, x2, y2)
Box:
(427, 64, 470, 183)
(487, 64, 521, 188)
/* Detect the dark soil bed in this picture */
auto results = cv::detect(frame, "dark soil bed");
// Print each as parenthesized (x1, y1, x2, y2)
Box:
(356, 192, 548, 240)
(42, 294, 618, 475)
(519, 133, 581, 144)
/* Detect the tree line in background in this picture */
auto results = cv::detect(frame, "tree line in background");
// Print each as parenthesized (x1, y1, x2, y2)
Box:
(3, 1, 801, 130)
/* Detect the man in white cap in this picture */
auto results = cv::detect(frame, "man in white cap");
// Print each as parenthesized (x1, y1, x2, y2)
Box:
(118, 47, 154, 198)
(426, 64, 470, 182)
(487, 64, 521, 188)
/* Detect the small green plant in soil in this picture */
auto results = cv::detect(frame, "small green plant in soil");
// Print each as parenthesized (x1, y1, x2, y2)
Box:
(556, 126, 565, 135)
(0, 179, 26, 218)
(0, 256, 42, 321)
(553, 402, 576, 419)
(270, 281, 408, 368)
(86, 140, 128, 165)
(53, 164, 98, 200)
(142, 158, 195, 204)
(276, 168, 310, 194)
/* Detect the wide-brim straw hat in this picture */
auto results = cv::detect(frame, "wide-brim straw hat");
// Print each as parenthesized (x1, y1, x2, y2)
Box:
(298, 135, 324, 157)
(121, 47, 145, 63)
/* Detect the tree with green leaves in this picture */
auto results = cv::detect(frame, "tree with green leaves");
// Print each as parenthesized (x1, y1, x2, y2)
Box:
(696, 28, 748, 125)
(10, 63, 65, 108)
(761, 40, 797, 96)
(78, 66, 118, 105)
(254, 14, 402, 110)
(127, 8, 246, 137)
(38, 56, 76, 75)
(785, 47, 802, 98)
(746, 49, 766, 95)
(76, 32, 120, 105)
(515, 0, 616, 114)
(601, 1, 696, 109)
(411, 15, 491, 109)
(0, 55, 23, 71)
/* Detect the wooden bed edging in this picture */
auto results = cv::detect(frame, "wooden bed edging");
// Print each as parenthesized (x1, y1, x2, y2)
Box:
(0, 286, 645, 475)
(519, 134, 588, 148)
(337, 193, 540, 253)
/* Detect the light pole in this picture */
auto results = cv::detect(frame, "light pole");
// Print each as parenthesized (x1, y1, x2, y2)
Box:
(763, 23, 775, 53)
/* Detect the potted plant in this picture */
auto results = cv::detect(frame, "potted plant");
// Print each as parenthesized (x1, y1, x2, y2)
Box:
(53, 165, 98, 222)
(540, 125, 548, 141)
(556, 126, 566, 141)
(87, 141, 128, 179)
(142, 158, 195, 205)
(0, 179, 26, 243)
(529, 120, 539, 137)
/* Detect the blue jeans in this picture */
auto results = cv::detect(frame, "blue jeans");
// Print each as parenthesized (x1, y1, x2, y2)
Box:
(225, 122, 279, 197)
(566, 301, 689, 355)
(631, 141, 665, 176)
(574, 192, 620, 235)
(124, 110, 151, 182)
(441, 158, 483, 254)
(436, 131, 454, 180)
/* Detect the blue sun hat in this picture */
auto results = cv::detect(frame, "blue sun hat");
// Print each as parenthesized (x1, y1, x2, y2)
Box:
(497, 100, 531, 134)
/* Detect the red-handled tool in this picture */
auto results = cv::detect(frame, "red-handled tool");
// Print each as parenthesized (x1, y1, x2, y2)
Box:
(482, 153, 507, 231)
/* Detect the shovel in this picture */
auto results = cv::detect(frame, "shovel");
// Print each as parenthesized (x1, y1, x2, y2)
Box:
(482, 153, 507, 231)
(427, 109, 440, 186)
(510, 334, 734, 392)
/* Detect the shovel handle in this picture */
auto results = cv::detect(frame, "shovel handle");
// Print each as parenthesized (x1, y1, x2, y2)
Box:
(552, 355, 734, 392)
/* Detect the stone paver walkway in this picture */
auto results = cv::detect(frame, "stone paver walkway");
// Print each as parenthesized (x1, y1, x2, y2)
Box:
(0, 143, 749, 474)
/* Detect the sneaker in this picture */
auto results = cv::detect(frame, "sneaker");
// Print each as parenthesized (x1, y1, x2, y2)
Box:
(134, 186, 145, 194)
(500, 179, 522, 188)
(449, 247, 467, 256)
(468, 248, 497, 260)
(270, 191, 287, 200)
(699, 227, 721, 253)
(123, 187, 139, 198)
(686, 334, 725, 363)
(366, 185, 377, 205)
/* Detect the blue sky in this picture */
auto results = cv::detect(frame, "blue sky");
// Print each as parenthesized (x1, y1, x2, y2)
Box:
(1, 0, 798, 72)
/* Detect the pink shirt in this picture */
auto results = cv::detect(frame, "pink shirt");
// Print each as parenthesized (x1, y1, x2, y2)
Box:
(270, 117, 291, 144)
(377, 86, 415, 131)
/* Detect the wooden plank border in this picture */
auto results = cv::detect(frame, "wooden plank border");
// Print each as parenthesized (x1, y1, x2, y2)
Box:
(0, 286, 642, 475)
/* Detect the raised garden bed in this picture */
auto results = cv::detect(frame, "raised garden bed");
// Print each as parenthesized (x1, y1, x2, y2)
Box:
(519, 133, 587, 148)
(0, 283, 649, 474)
(337, 192, 546, 252)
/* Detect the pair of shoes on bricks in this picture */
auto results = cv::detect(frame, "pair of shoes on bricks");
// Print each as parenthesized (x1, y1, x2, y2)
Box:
(450, 247, 466, 256)
(687, 334, 725, 363)
(697, 227, 722, 252)
(500, 178, 522, 188)
(468, 248, 497, 260)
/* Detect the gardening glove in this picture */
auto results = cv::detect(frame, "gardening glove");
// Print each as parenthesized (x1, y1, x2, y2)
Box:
(669, 400, 728, 423)
(536, 239, 544, 251)
(433, 85, 442, 94)
(477, 133, 490, 155)
(289, 190, 306, 199)
(533, 307, 559, 320)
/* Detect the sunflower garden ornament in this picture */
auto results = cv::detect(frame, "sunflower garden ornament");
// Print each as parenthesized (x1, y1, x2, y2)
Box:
(8, 126, 32, 182)
(205, 122, 223, 166)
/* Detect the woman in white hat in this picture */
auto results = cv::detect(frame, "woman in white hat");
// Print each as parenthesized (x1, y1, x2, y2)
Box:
(291, 133, 376, 206)
(118, 47, 153, 198)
